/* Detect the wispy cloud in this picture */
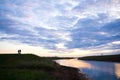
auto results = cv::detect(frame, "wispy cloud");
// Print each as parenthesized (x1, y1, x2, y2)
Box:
(0, 0, 120, 56)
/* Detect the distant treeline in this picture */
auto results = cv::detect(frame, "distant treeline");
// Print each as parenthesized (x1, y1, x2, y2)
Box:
(79, 54, 120, 62)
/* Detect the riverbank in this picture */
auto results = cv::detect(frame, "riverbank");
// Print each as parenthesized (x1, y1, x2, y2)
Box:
(79, 54, 120, 62)
(0, 54, 88, 80)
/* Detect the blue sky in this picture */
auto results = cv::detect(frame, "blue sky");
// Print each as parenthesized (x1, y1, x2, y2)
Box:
(0, 0, 120, 57)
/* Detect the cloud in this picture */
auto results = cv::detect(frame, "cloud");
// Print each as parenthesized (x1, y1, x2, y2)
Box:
(0, 0, 77, 50)
(0, 0, 120, 56)
(66, 18, 120, 51)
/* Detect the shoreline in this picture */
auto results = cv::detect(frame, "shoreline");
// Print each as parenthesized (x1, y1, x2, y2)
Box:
(51, 62, 88, 80)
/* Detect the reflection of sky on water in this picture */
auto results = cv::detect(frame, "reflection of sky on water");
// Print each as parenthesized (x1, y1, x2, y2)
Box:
(80, 61, 119, 80)
(55, 59, 92, 69)
(56, 59, 120, 80)
(115, 63, 120, 79)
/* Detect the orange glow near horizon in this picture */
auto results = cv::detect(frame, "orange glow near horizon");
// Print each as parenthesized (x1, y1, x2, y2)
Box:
(0, 41, 120, 57)
(115, 63, 120, 79)
(56, 59, 92, 69)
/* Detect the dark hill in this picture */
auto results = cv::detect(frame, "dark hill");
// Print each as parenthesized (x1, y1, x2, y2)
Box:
(0, 54, 88, 80)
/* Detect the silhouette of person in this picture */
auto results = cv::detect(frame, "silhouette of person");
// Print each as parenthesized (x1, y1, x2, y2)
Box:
(18, 49, 21, 54)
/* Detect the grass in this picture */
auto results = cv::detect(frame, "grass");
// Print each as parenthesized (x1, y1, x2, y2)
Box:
(79, 54, 120, 62)
(0, 54, 57, 69)
(0, 54, 58, 80)
(0, 69, 55, 80)
(0, 54, 88, 80)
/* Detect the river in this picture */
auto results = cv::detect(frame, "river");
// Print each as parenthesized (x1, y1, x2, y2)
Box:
(55, 59, 120, 80)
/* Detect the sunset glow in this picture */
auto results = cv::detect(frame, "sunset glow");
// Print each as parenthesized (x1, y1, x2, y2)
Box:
(0, 0, 120, 57)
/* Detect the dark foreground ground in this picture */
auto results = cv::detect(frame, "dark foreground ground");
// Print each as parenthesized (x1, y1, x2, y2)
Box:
(0, 54, 88, 80)
(79, 54, 120, 62)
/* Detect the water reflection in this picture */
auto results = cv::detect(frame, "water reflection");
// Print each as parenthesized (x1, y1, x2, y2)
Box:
(55, 59, 92, 69)
(115, 63, 120, 79)
(56, 59, 120, 80)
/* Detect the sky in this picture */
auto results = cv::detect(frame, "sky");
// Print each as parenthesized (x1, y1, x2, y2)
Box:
(0, 0, 120, 57)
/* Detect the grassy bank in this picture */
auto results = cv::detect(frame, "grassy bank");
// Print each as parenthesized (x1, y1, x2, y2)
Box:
(0, 54, 88, 80)
(79, 54, 120, 62)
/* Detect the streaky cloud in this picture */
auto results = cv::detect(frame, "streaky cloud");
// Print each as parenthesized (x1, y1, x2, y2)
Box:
(0, 0, 120, 55)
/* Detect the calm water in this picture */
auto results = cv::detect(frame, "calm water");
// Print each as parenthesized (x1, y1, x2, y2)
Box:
(55, 59, 120, 80)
